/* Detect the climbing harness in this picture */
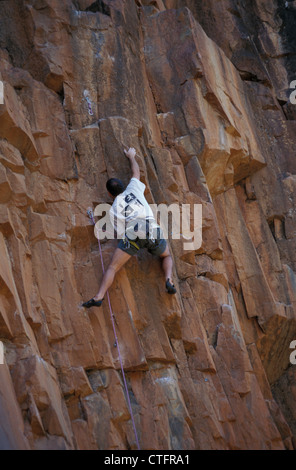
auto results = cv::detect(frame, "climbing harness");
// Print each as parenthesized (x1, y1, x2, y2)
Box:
(122, 236, 140, 251)
(86, 208, 141, 450)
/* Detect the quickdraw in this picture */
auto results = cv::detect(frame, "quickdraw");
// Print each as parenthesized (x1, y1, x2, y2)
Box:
(83, 90, 94, 116)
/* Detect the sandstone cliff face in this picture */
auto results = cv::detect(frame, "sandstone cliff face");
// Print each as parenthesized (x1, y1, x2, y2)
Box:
(0, 0, 295, 450)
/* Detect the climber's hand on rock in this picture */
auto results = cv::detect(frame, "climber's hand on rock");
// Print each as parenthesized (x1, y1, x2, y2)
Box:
(124, 147, 140, 179)
(124, 147, 136, 159)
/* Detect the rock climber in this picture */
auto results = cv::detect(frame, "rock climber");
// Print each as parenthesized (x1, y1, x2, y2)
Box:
(82, 147, 176, 308)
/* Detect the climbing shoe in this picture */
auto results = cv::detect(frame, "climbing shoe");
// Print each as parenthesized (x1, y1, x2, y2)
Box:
(82, 298, 104, 308)
(166, 279, 177, 295)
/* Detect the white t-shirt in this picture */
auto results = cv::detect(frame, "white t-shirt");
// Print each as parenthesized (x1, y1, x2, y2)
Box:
(109, 178, 158, 240)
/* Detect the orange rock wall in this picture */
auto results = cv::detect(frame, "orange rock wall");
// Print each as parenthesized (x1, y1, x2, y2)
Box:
(0, 0, 295, 450)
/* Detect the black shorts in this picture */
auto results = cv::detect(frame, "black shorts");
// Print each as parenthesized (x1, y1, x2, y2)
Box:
(118, 231, 167, 257)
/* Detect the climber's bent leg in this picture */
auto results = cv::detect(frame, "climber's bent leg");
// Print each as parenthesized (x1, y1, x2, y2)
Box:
(83, 248, 131, 308)
(94, 248, 132, 300)
(159, 245, 176, 294)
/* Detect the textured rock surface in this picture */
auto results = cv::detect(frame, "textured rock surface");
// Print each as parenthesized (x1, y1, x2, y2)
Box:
(0, 0, 295, 450)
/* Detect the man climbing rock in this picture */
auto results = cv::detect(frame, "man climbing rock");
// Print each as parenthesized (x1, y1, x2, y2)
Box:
(83, 147, 176, 308)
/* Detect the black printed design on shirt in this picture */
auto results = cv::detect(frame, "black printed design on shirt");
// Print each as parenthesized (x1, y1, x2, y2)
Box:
(124, 192, 144, 207)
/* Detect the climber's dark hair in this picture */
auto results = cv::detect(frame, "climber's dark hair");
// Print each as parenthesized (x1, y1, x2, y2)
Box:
(106, 178, 125, 197)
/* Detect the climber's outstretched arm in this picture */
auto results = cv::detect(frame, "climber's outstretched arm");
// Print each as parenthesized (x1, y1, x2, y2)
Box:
(124, 147, 140, 180)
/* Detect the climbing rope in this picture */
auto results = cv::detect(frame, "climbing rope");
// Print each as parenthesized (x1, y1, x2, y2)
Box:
(86, 208, 141, 450)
